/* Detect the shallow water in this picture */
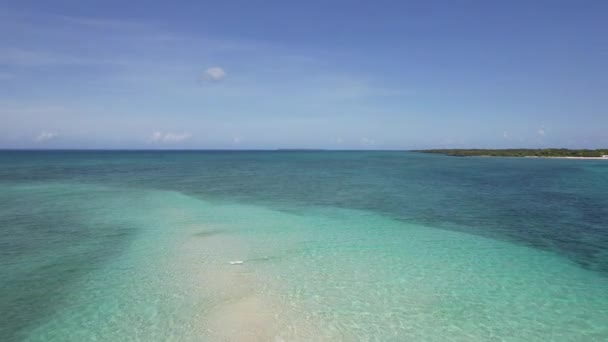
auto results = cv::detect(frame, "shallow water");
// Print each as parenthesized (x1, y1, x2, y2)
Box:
(1, 151, 607, 341)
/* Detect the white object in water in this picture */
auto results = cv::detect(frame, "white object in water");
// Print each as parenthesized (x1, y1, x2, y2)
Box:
(229, 260, 244, 265)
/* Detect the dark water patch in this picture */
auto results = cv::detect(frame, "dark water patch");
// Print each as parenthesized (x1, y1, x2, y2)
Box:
(192, 229, 228, 238)
(1, 249, 115, 341)
(0, 185, 137, 341)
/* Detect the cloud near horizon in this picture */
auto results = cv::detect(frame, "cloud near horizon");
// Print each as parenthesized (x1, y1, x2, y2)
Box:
(360, 137, 376, 146)
(150, 131, 192, 143)
(35, 131, 58, 142)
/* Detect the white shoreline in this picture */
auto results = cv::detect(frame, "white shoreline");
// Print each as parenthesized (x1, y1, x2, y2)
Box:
(524, 156, 608, 160)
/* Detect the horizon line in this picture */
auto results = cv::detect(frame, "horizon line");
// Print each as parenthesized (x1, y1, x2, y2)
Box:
(1, 147, 607, 152)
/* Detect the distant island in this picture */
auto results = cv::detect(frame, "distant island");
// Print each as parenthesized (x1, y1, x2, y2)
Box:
(414, 149, 608, 159)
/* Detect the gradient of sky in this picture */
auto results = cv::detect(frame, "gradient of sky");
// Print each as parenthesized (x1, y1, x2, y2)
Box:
(1, 1, 607, 149)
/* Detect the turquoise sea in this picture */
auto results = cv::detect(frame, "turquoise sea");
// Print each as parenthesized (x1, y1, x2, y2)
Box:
(1, 151, 607, 341)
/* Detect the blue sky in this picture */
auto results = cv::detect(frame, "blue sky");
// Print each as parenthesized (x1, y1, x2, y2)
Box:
(1, 1, 607, 149)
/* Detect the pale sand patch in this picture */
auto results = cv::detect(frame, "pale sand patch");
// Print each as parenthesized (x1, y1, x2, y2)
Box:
(165, 226, 323, 341)
(204, 294, 281, 342)
(203, 291, 325, 342)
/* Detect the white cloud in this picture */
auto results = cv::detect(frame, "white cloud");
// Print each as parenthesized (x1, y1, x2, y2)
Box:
(203, 67, 226, 82)
(538, 126, 546, 136)
(35, 131, 58, 142)
(335, 137, 343, 144)
(360, 137, 375, 146)
(503, 131, 510, 139)
(150, 131, 192, 143)
(232, 136, 241, 144)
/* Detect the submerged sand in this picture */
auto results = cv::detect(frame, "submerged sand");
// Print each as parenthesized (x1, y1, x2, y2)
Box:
(171, 223, 325, 342)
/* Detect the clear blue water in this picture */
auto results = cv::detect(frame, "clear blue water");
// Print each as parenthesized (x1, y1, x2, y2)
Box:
(1, 151, 607, 341)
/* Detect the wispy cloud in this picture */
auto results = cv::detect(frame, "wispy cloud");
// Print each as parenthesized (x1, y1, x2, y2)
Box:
(56, 15, 150, 31)
(35, 131, 58, 142)
(0, 47, 121, 67)
(150, 131, 192, 143)
(360, 137, 376, 146)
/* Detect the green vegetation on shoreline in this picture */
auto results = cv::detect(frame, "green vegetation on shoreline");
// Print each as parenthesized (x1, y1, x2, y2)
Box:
(414, 149, 608, 157)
